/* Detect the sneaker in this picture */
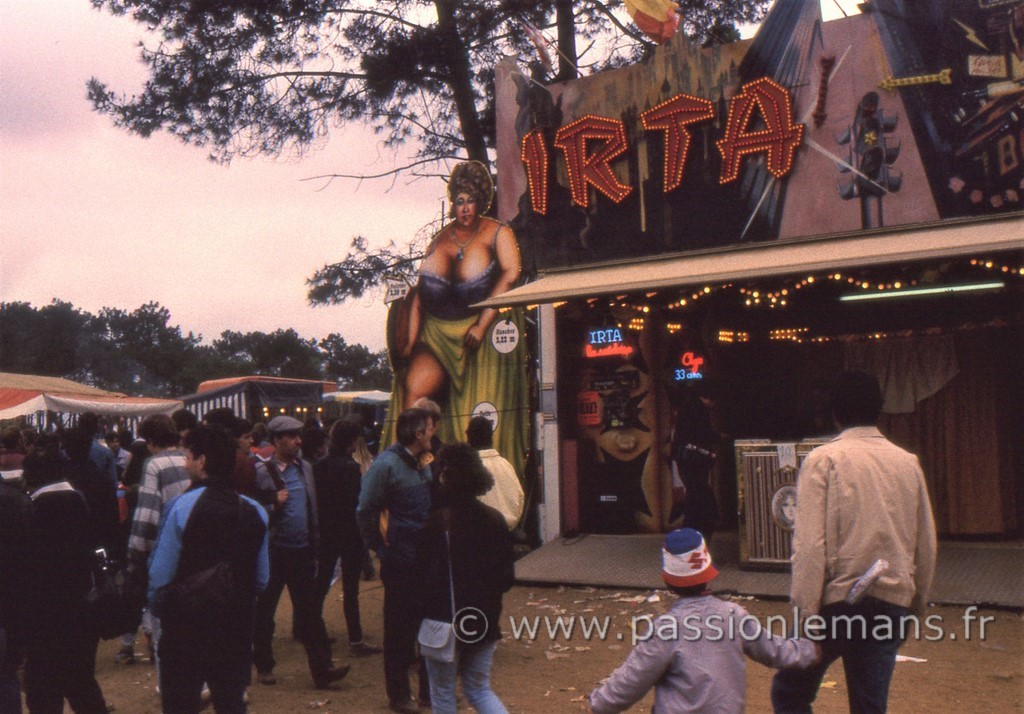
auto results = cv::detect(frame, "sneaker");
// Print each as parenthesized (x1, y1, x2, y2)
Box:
(349, 639, 382, 656)
(388, 700, 419, 714)
(115, 645, 135, 665)
(257, 670, 277, 685)
(313, 663, 351, 690)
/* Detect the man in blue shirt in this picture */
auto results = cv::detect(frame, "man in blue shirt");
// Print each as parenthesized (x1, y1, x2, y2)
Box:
(80, 412, 117, 488)
(357, 408, 434, 713)
(252, 416, 350, 690)
(148, 424, 270, 713)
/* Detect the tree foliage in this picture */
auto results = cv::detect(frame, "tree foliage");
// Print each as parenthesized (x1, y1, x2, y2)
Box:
(88, 0, 770, 306)
(306, 235, 431, 305)
(212, 328, 323, 380)
(89, 0, 767, 172)
(0, 300, 391, 395)
(320, 333, 391, 390)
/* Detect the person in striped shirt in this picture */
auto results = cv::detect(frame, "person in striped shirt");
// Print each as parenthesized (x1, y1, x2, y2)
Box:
(125, 413, 191, 678)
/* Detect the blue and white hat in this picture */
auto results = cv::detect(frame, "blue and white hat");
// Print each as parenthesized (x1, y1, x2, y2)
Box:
(661, 528, 718, 588)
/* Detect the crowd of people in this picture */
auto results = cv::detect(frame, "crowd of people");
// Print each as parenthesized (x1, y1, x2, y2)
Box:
(0, 369, 938, 714)
(0, 398, 525, 714)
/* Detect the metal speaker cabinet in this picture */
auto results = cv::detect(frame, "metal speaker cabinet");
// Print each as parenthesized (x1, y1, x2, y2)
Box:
(735, 439, 829, 570)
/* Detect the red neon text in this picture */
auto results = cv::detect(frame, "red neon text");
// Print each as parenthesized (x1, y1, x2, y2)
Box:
(522, 78, 803, 211)
(681, 352, 704, 375)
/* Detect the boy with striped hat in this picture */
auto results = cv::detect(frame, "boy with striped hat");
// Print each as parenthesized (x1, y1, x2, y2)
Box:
(589, 528, 820, 713)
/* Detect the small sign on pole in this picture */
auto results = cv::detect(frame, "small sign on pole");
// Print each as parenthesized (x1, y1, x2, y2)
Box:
(384, 279, 410, 304)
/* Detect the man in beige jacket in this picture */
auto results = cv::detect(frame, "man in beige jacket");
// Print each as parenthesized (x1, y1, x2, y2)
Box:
(772, 371, 937, 714)
(466, 416, 524, 531)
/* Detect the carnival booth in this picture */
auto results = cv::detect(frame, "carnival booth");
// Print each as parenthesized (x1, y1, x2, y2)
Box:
(484, 0, 1024, 550)
(180, 376, 334, 423)
(0, 371, 182, 429)
(323, 390, 390, 450)
(322, 390, 390, 423)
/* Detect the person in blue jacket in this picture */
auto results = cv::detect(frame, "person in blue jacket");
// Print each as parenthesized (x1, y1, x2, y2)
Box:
(357, 408, 435, 713)
(148, 424, 270, 713)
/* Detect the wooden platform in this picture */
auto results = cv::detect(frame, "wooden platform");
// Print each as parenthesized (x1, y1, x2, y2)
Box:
(514, 533, 1024, 609)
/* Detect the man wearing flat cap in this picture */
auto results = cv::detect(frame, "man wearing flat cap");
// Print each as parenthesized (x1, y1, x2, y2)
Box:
(252, 416, 349, 689)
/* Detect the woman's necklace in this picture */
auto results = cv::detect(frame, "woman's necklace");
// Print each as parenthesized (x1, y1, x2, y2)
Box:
(451, 226, 477, 261)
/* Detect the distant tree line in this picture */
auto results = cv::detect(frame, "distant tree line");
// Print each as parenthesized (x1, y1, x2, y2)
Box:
(0, 300, 391, 396)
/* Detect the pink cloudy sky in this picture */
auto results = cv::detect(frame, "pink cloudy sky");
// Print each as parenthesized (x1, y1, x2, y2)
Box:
(0, 0, 445, 353)
(1, 1, 853, 355)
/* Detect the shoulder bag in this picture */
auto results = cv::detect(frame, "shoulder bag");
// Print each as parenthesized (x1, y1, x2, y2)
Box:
(417, 515, 457, 663)
(163, 498, 243, 626)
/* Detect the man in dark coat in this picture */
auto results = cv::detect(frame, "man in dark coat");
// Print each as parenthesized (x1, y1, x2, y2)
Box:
(252, 416, 350, 689)
(22, 437, 109, 713)
(0, 463, 31, 711)
(148, 424, 270, 713)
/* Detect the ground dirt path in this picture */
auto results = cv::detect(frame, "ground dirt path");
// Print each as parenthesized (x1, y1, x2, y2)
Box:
(84, 580, 1021, 712)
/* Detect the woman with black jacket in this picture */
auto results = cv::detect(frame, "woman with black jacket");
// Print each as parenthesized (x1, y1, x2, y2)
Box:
(417, 442, 514, 714)
(313, 417, 378, 654)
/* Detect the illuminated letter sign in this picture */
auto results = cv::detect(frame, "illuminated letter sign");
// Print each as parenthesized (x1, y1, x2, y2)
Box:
(674, 351, 706, 381)
(585, 328, 634, 358)
(716, 77, 804, 184)
(521, 128, 549, 215)
(589, 328, 624, 344)
(554, 115, 633, 207)
(521, 79, 804, 211)
(640, 94, 716, 192)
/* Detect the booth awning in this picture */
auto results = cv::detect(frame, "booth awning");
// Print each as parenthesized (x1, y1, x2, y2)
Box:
(0, 372, 182, 419)
(477, 215, 1023, 308)
(324, 390, 391, 405)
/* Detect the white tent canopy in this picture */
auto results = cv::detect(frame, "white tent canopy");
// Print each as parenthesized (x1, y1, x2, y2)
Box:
(323, 390, 391, 405)
(0, 372, 181, 420)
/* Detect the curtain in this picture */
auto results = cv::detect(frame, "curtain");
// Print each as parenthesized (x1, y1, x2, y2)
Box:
(875, 330, 1019, 536)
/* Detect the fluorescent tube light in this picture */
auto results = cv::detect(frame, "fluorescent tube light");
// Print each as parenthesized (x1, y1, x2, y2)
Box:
(839, 281, 1005, 302)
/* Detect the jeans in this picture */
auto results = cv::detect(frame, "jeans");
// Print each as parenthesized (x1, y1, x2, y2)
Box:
(254, 545, 332, 678)
(23, 627, 106, 714)
(424, 640, 507, 714)
(159, 635, 251, 714)
(381, 561, 430, 705)
(0, 667, 20, 714)
(315, 542, 365, 644)
(1, 627, 25, 714)
(771, 598, 908, 714)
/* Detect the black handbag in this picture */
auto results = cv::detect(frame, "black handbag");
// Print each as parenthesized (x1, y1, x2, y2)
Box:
(164, 561, 237, 626)
(87, 550, 134, 640)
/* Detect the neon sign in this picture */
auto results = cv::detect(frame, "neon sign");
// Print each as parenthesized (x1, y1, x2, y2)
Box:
(554, 116, 634, 207)
(522, 78, 803, 210)
(674, 351, 705, 381)
(585, 328, 634, 358)
(589, 328, 623, 344)
(586, 343, 635, 358)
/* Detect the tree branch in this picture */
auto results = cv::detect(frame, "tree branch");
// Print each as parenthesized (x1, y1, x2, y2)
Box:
(582, 0, 654, 47)
(301, 155, 461, 183)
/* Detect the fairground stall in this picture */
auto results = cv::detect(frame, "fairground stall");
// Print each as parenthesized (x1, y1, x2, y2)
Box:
(484, 0, 1023, 555)
(179, 376, 335, 424)
(0, 371, 182, 432)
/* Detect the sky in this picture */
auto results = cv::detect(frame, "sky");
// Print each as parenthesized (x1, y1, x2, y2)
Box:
(0, 0, 444, 354)
(0, 1, 856, 360)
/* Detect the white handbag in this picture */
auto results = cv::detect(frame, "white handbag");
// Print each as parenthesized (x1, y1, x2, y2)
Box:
(417, 529, 457, 663)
